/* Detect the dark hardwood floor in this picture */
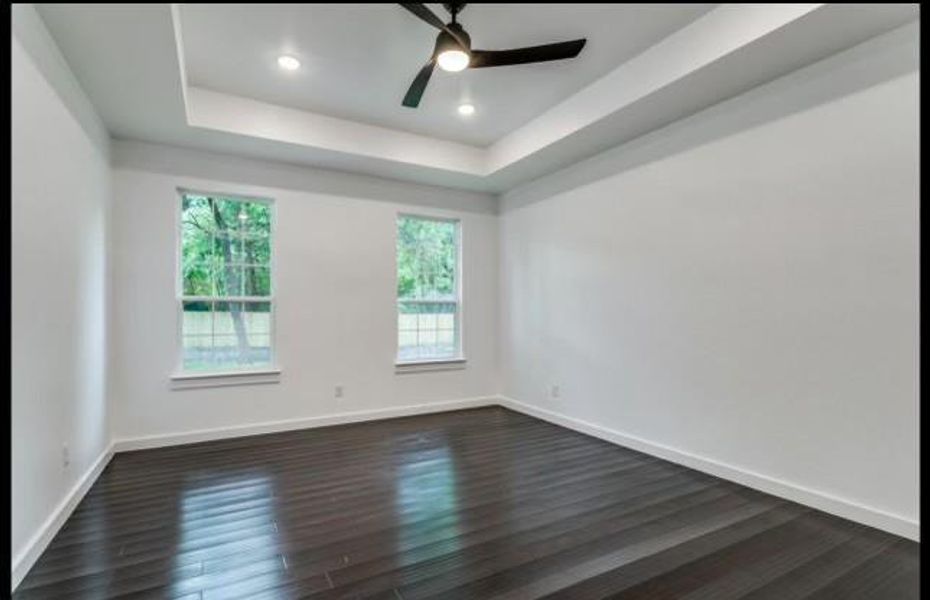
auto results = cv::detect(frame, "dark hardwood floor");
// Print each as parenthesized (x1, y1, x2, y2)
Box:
(14, 407, 919, 599)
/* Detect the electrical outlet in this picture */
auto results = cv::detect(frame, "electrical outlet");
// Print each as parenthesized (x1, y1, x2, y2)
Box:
(62, 444, 70, 468)
(334, 385, 344, 399)
(550, 384, 561, 399)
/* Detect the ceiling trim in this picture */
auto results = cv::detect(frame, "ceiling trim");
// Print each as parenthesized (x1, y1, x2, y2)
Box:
(34, 3, 920, 193)
(185, 86, 487, 175)
(173, 4, 828, 178)
(486, 4, 823, 173)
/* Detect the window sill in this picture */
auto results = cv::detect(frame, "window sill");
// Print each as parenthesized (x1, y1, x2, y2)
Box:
(395, 358, 467, 374)
(170, 367, 282, 390)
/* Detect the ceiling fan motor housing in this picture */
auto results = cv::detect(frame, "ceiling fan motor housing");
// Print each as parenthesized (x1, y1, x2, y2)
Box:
(435, 23, 471, 56)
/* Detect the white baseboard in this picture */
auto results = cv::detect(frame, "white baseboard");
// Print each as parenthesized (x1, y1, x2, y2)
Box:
(11, 442, 115, 592)
(112, 396, 498, 452)
(497, 395, 919, 542)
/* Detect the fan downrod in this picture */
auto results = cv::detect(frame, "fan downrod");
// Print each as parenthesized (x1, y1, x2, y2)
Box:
(443, 3, 466, 23)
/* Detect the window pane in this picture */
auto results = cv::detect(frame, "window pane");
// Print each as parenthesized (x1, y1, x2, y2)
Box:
(399, 313, 418, 331)
(214, 263, 244, 297)
(216, 232, 246, 264)
(182, 195, 216, 233)
(243, 301, 271, 333)
(211, 301, 272, 369)
(398, 330, 417, 350)
(437, 329, 455, 346)
(182, 301, 214, 371)
(181, 196, 216, 295)
(243, 235, 271, 265)
(243, 267, 271, 297)
(239, 203, 272, 237)
(213, 198, 246, 231)
(397, 301, 457, 361)
(182, 260, 213, 297)
(437, 313, 454, 330)
(397, 216, 457, 301)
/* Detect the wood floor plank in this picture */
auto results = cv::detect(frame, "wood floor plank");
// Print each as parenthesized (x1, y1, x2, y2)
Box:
(13, 406, 918, 600)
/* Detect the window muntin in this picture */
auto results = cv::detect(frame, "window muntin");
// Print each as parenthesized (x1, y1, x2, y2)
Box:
(179, 193, 274, 372)
(396, 215, 461, 362)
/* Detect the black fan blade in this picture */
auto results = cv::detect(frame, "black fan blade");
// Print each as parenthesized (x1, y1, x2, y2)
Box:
(399, 4, 468, 49)
(402, 60, 435, 108)
(400, 3, 447, 30)
(469, 39, 586, 68)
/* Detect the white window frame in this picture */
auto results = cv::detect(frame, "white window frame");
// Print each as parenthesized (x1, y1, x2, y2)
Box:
(395, 213, 465, 373)
(171, 188, 280, 387)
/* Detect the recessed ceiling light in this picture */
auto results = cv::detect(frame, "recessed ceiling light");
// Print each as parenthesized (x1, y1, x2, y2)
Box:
(277, 55, 301, 71)
(458, 103, 476, 116)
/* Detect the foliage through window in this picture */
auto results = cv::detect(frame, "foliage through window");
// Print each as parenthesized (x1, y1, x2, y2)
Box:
(397, 215, 460, 362)
(179, 193, 273, 372)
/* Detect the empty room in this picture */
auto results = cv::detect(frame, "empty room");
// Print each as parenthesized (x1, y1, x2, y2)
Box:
(10, 3, 920, 599)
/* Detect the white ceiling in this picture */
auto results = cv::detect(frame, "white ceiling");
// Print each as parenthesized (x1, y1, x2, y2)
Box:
(33, 3, 920, 194)
(179, 3, 713, 146)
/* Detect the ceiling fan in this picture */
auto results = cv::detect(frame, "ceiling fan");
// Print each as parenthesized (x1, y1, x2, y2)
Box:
(399, 3, 587, 108)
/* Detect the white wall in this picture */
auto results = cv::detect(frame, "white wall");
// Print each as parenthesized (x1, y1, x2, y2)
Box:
(499, 25, 919, 538)
(11, 5, 112, 581)
(110, 141, 499, 442)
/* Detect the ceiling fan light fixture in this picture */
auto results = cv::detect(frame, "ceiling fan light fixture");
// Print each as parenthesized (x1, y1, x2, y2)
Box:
(277, 55, 301, 71)
(437, 49, 470, 72)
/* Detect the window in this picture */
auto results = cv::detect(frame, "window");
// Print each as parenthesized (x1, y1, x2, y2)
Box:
(396, 215, 462, 363)
(178, 193, 274, 373)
